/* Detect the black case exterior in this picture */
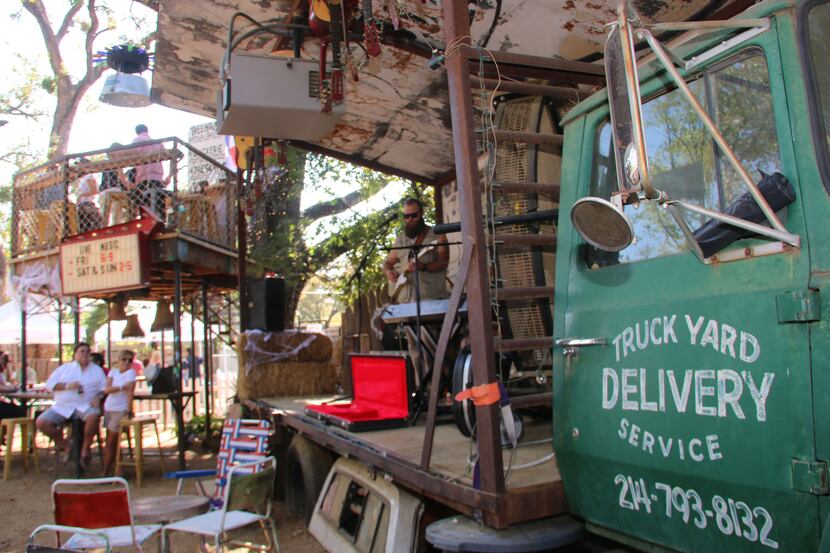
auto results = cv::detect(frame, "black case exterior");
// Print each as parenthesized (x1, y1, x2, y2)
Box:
(246, 277, 286, 332)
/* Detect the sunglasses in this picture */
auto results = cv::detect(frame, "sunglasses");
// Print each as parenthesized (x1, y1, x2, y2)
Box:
(403, 212, 420, 220)
(121, 357, 132, 362)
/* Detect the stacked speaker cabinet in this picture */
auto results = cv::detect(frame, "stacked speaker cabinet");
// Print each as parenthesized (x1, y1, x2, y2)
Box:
(246, 277, 286, 332)
(490, 95, 559, 374)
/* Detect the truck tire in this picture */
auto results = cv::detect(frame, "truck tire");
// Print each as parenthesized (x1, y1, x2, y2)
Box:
(284, 434, 335, 522)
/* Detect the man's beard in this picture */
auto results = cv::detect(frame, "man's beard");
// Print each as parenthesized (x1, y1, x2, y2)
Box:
(404, 219, 426, 239)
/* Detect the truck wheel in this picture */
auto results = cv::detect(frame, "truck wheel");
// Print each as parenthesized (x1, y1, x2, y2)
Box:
(284, 434, 335, 522)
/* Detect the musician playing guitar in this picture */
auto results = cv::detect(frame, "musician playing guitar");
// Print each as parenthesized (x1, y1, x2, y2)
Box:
(383, 197, 450, 304)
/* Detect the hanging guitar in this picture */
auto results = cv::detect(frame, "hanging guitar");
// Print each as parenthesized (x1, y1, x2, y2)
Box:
(310, 0, 355, 111)
(389, 241, 437, 302)
(362, 0, 381, 57)
(329, 0, 345, 103)
(308, 0, 361, 36)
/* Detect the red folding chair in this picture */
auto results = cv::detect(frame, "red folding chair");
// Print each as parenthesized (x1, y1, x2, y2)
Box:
(52, 477, 161, 551)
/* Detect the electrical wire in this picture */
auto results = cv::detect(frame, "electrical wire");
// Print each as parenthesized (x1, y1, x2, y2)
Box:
(444, 33, 519, 481)
(508, 451, 556, 472)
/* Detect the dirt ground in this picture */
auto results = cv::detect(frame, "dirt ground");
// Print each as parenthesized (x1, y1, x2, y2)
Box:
(0, 428, 325, 553)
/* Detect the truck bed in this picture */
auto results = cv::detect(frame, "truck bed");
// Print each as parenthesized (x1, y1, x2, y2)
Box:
(257, 395, 568, 528)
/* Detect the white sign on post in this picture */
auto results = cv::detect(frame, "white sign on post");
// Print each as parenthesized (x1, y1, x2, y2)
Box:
(60, 233, 144, 295)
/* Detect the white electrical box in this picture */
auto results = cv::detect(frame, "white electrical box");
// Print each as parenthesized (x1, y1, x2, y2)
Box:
(216, 53, 345, 141)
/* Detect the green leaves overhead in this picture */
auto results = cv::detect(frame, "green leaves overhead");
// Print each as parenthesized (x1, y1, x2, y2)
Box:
(247, 147, 431, 322)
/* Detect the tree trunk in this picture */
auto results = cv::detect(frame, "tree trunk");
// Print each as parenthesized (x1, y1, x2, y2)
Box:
(48, 78, 85, 160)
(282, 278, 306, 329)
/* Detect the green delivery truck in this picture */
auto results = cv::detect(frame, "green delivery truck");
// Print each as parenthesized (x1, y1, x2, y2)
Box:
(554, 0, 830, 550)
(259, 1, 830, 551)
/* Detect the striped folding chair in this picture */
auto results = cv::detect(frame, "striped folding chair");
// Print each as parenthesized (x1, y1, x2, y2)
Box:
(165, 418, 272, 508)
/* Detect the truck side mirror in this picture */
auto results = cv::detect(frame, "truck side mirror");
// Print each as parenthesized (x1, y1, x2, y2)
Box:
(571, 197, 634, 252)
(605, 5, 655, 198)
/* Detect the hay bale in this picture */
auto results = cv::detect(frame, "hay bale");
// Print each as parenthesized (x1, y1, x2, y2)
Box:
(244, 330, 332, 363)
(236, 332, 337, 400)
(330, 334, 343, 381)
(237, 360, 337, 400)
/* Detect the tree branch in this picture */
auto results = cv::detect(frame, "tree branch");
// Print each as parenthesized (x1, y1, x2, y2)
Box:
(83, 0, 100, 81)
(0, 99, 45, 119)
(302, 189, 370, 220)
(56, 0, 85, 42)
(67, 0, 105, 113)
(308, 205, 398, 269)
(22, 0, 63, 78)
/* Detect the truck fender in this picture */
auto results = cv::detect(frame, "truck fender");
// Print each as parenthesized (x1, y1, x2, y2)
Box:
(284, 434, 336, 522)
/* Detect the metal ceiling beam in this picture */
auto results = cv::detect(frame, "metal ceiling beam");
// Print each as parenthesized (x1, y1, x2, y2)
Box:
(467, 48, 606, 86)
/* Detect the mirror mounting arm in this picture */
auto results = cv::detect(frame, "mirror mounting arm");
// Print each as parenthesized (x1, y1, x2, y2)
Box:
(617, 4, 656, 199)
(664, 198, 800, 249)
(640, 29, 789, 235)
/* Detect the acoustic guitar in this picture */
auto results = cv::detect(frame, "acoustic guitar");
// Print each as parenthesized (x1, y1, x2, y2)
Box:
(308, 0, 358, 37)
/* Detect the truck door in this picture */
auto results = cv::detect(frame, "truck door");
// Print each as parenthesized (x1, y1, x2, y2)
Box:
(554, 31, 820, 552)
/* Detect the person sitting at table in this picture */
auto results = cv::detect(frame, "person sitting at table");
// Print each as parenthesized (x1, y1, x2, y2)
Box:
(0, 352, 13, 383)
(76, 175, 103, 233)
(144, 349, 162, 383)
(100, 143, 131, 192)
(36, 343, 106, 467)
(102, 349, 137, 476)
(0, 353, 25, 421)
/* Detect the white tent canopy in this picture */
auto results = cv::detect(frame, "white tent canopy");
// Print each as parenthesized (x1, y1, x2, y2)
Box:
(93, 301, 205, 345)
(0, 299, 76, 345)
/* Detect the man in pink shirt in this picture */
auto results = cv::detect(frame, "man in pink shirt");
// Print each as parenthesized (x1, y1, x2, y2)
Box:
(129, 124, 166, 218)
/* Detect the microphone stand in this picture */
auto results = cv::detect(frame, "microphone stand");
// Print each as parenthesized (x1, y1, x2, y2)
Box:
(411, 244, 425, 389)
(344, 211, 399, 353)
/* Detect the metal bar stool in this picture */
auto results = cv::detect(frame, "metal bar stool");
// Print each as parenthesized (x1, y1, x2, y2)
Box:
(1, 417, 39, 480)
(115, 417, 166, 487)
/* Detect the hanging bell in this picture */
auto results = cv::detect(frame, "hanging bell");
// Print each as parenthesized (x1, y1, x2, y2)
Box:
(99, 72, 151, 107)
(108, 298, 128, 321)
(151, 300, 175, 332)
(122, 314, 145, 338)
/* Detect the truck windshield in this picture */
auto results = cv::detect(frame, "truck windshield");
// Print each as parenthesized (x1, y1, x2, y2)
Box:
(807, 1, 830, 176)
(591, 50, 781, 265)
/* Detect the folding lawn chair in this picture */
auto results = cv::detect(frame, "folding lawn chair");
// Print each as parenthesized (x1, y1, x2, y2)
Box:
(27, 525, 110, 553)
(162, 456, 280, 552)
(51, 477, 161, 551)
(165, 418, 272, 506)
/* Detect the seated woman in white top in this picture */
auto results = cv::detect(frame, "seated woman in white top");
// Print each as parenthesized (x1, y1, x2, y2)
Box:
(102, 349, 137, 476)
(76, 175, 102, 232)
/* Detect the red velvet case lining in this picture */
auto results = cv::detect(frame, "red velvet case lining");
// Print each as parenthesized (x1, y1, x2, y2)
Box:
(306, 355, 410, 422)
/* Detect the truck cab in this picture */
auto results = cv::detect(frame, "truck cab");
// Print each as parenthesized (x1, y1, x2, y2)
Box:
(554, 0, 830, 550)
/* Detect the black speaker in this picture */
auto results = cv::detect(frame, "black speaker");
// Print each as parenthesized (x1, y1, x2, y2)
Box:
(246, 277, 286, 332)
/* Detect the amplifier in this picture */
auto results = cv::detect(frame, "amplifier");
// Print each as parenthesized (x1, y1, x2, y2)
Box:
(246, 277, 286, 332)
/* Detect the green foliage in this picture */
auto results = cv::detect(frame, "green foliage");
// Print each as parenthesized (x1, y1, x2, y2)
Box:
(39, 76, 56, 95)
(247, 147, 430, 321)
(82, 302, 107, 344)
(184, 415, 224, 439)
(332, 180, 432, 305)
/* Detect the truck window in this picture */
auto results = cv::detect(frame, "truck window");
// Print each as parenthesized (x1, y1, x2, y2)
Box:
(590, 50, 782, 265)
(806, 1, 830, 181)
